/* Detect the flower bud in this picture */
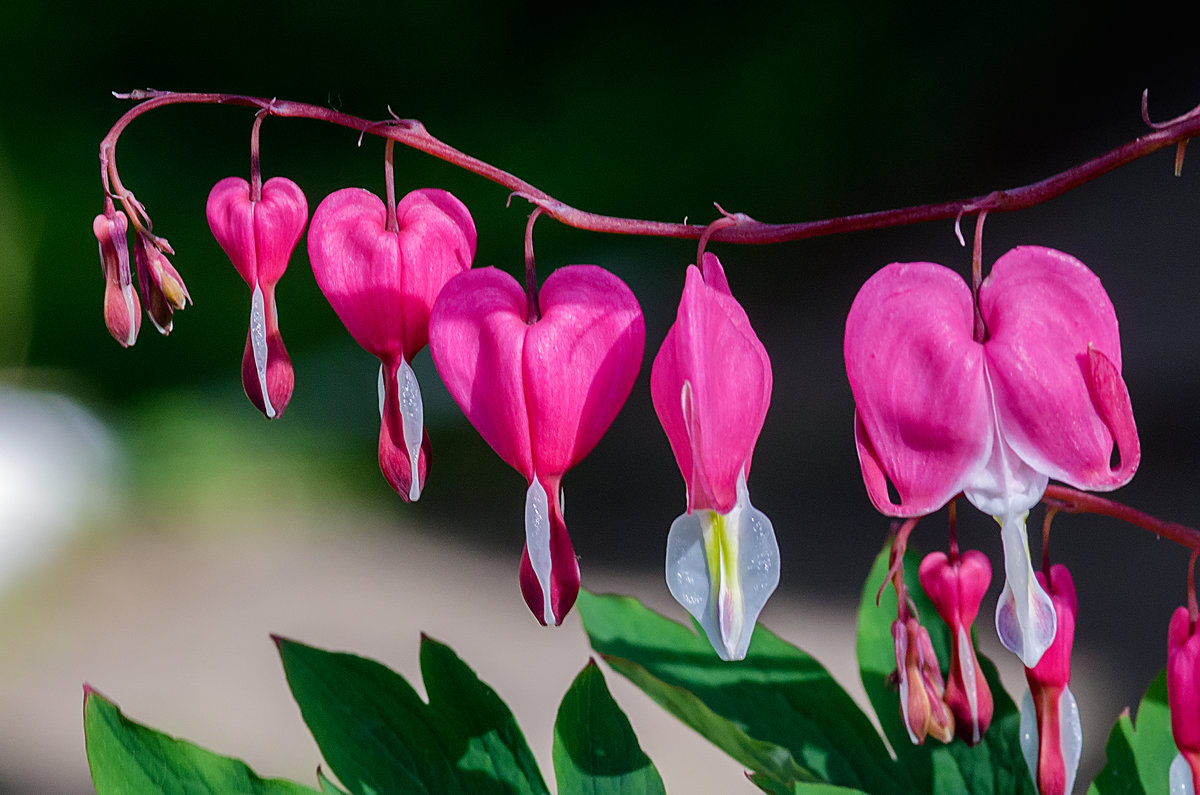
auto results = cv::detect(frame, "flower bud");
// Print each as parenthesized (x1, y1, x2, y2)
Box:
(892, 616, 955, 745)
(134, 230, 191, 334)
(94, 210, 140, 347)
(1167, 606, 1200, 794)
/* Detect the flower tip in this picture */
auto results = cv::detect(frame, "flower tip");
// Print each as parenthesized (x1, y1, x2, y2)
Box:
(241, 323, 293, 419)
(379, 422, 430, 502)
(103, 279, 141, 347)
(520, 478, 580, 626)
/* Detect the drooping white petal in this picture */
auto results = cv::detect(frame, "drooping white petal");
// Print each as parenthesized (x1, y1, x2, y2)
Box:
(524, 477, 555, 627)
(377, 363, 386, 417)
(665, 469, 779, 661)
(994, 511, 1056, 667)
(1019, 688, 1038, 786)
(249, 283, 275, 418)
(1171, 752, 1195, 795)
(1058, 686, 1082, 795)
(396, 358, 424, 501)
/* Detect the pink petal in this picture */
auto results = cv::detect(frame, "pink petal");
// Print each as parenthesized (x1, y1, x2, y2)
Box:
(981, 246, 1139, 492)
(253, 177, 309, 286)
(523, 265, 645, 476)
(206, 177, 258, 285)
(518, 473, 580, 626)
(845, 261, 991, 515)
(308, 187, 474, 362)
(650, 254, 771, 513)
(428, 267, 534, 478)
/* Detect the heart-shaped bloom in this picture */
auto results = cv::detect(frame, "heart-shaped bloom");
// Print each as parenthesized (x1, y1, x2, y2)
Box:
(893, 615, 955, 745)
(94, 209, 140, 347)
(846, 246, 1139, 667)
(650, 253, 777, 661)
(207, 176, 309, 420)
(1167, 606, 1200, 794)
(308, 187, 475, 501)
(919, 549, 994, 744)
(429, 264, 644, 626)
(1018, 564, 1081, 795)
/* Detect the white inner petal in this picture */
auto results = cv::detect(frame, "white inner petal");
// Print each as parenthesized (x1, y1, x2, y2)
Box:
(249, 284, 275, 419)
(120, 283, 138, 346)
(994, 512, 1056, 667)
(1059, 686, 1082, 795)
(1170, 752, 1194, 795)
(664, 468, 779, 661)
(524, 477, 555, 626)
(396, 359, 424, 502)
(377, 364, 386, 417)
(957, 626, 982, 744)
(1019, 688, 1038, 787)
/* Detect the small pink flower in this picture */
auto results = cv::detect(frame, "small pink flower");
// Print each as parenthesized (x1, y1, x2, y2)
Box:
(1167, 606, 1200, 793)
(846, 246, 1139, 667)
(307, 187, 475, 501)
(429, 265, 644, 626)
(893, 615, 955, 745)
(94, 208, 140, 347)
(207, 176, 308, 420)
(919, 549, 994, 744)
(1018, 564, 1081, 795)
(650, 253, 777, 660)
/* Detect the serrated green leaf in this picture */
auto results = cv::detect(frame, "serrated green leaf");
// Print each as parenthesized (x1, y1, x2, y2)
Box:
(1087, 670, 1177, 795)
(577, 590, 910, 793)
(275, 635, 550, 795)
(856, 536, 1037, 795)
(84, 686, 321, 795)
(552, 661, 666, 794)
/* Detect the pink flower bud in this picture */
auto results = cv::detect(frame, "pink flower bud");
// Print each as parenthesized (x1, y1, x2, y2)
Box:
(133, 230, 191, 334)
(1167, 606, 1200, 793)
(94, 209, 140, 347)
(919, 549, 994, 744)
(207, 176, 308, 420)
(1019, 564, 1081, 795)
(892, 616, 955, 745)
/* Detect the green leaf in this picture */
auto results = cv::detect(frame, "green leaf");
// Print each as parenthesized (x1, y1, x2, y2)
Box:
(748, 771, 873, 794)
(84, 685, 321, 795)
(576, 590, 910, 793)
(856, 537, 1036, 794)
(552, 660, 666, 794)
(275, 634, 550, 795)
(1087, 670, 1177, 795)
(317, 769, 350, 794)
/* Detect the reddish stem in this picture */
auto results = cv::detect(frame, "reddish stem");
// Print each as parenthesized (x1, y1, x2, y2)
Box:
(1041, 506, 1058, 577)
(384, 139, 398, 234)
(524, 207, 543, 323)
(250, 111, 265, 203)
(100, 89, 1200, 246)
(1042, 484, 1200, 551)
(971, 210, 988, 343)
(947, 499, 960, 564)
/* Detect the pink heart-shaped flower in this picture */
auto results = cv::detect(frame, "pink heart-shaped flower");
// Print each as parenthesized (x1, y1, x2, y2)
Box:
(307, 186, 476, 501)
(428, 264, 644, 625)
(206, 176, 309, 419)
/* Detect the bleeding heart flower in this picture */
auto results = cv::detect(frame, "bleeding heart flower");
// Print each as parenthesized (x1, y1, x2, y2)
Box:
(650, 252, 777, 660)
(307, 187, 475, 501)
(428, 264, 644, 626)
(94, 208, 140, 347)
(133, 229, 190, 334)
(919, 549, 994, 744)
(1168, 606, 1200, 794)
(1019, 564, 1081, 795)
(206, 176, 309, 420)
(845, 246, 1139, 667)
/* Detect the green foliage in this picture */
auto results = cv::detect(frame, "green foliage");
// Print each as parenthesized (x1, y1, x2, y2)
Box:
(553, 661, 666, 794)
(1088, 670, 1176, 795)
(83, 538, 1188, 794)
(83, 686, 324, 795)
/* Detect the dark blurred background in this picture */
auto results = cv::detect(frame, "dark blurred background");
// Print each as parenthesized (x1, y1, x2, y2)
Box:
(2, 1, 1200, 792)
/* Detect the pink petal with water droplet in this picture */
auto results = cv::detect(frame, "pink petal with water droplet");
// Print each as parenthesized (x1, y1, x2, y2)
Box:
(981, 246, 1139, 492)
(651, 254, 771, 513)
(845, 261, 991, 515)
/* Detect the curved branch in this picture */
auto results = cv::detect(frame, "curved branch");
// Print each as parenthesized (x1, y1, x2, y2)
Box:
(101, 89, 1200, 244)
